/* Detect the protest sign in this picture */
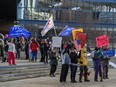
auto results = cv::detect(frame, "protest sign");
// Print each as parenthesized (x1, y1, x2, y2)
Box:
(103, 49, 115, 57)
(52, 37, 62, 47)
(96, 35, 109, 48)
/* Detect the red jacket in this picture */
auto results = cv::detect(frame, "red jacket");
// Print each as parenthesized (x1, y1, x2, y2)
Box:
(30, 41, 39, 52)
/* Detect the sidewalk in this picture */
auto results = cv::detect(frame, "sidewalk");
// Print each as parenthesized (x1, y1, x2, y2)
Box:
(0, 60, 44, 66)
(0, 68, 116, 87)
(0, 51, 43, 67)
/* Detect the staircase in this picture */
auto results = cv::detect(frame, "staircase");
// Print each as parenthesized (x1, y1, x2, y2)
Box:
(0, 64, 61, 82)
(0, 57, 114, 82)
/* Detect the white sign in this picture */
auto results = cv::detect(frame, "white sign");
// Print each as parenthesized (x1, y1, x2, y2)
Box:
(52, 37, 62, 47)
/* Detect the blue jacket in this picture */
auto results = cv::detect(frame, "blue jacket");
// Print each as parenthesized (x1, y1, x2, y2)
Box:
(93, 50, 103, 66)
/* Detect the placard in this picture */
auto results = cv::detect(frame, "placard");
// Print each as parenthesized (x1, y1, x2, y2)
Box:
(96, 35, 109, 48)
(52, 37, 62, 47)
(103, 49, 115, 57)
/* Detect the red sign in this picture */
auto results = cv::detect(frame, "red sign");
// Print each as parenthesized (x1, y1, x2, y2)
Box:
(76, 32, 86, 48)
(96, 35, 109, 48)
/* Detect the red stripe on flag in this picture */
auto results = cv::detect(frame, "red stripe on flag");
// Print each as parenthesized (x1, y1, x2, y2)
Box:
(74, 40, 81, 52)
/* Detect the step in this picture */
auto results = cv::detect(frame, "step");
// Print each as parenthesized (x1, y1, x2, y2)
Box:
(0, 64, 61, 82)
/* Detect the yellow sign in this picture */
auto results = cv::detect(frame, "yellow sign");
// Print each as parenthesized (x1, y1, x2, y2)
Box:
(72, 28, 83, 41)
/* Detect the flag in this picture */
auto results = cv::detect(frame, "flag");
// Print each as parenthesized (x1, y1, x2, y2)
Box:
(8, 26, 31, 38)
(74, 39, 81, 51)
(72, 28, 83, 41)
(58, 25, 74, 36)
(41, 16, 54, 36)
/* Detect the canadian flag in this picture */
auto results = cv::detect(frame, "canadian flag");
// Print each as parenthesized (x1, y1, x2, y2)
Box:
(41, 16, 54, 36)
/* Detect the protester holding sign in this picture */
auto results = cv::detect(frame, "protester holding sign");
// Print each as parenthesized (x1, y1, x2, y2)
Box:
(60, 47, 70, 83)
(69, 47, 79, 83)
(102, 47, 110, 79)
(49, 48, 58, 77)
(93, 47, 103, 82)
(78, 47, 90, 82)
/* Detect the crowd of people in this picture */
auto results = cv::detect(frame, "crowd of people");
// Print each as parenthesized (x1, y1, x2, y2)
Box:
(0, 35, 53, 62)
(0, 35, 111, 84)
(59, 45, 110, 83)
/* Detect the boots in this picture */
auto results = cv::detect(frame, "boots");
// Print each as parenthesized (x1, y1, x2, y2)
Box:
(71, 77, 77, 83)
(84, 73, 90, 82)
(79, 74, 82, 82)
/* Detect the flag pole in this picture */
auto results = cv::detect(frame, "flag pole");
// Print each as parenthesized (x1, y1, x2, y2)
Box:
(58, 25, 67, 36)
(54, 26, 57, 36)
(51, 14, 57, 36)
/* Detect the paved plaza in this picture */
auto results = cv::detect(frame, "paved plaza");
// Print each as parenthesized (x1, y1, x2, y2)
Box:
(0, 68, 115, 87)
(0, 52, 116, 87)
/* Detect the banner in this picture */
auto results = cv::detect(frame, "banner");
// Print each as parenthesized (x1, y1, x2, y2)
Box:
(58, 25, 74, 36)
(76, 32, 86, 48)
(52, 37, 62, 47)
(41, 16, 54, 36)
(103, 49, 115, 57)
(96, 35, 109, 48)
(8, 26, 31, 38)
(72, 28, 83, 41)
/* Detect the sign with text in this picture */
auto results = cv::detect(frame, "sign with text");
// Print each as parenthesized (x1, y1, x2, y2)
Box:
(103, 49, 115, 57)
(96, 35, 109, 48)
(76, 32, 86, 48)
(52, 37, 62, 47)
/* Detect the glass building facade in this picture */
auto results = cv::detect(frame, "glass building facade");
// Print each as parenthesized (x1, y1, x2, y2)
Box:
(17, 0, 116, 48)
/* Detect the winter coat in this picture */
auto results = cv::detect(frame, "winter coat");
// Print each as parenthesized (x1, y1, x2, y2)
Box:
(78, 48, 88, 66)
(49, 51, 58, 65)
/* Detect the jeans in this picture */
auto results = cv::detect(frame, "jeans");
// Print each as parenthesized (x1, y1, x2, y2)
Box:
(32, 51, 38, 62)
(94, 64, 102, 81)
(60, 64, 69, 82)
(70, 65, 78, 81)
(8, 52, 16, 65)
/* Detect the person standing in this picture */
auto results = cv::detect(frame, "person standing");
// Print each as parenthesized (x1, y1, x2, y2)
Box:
(30, 38, 40, 62)
(91, 49, 95, 71)
(39, 40, 44, 62)
(93, 47, 103, 82)
(25, 40, 30, 60)
(15, 40, 21, 60)
(49, 48, 58, 77)
(29, 39, 32, 62)
(43, 40, 49, 64)
(0, 39, 4, 63)
(102, 48, 110, 79)
(7, 38, 16, 65)
(60, 47, 70, 83)
(69, 47, 79, 83)
(78, 47, 90, 82)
